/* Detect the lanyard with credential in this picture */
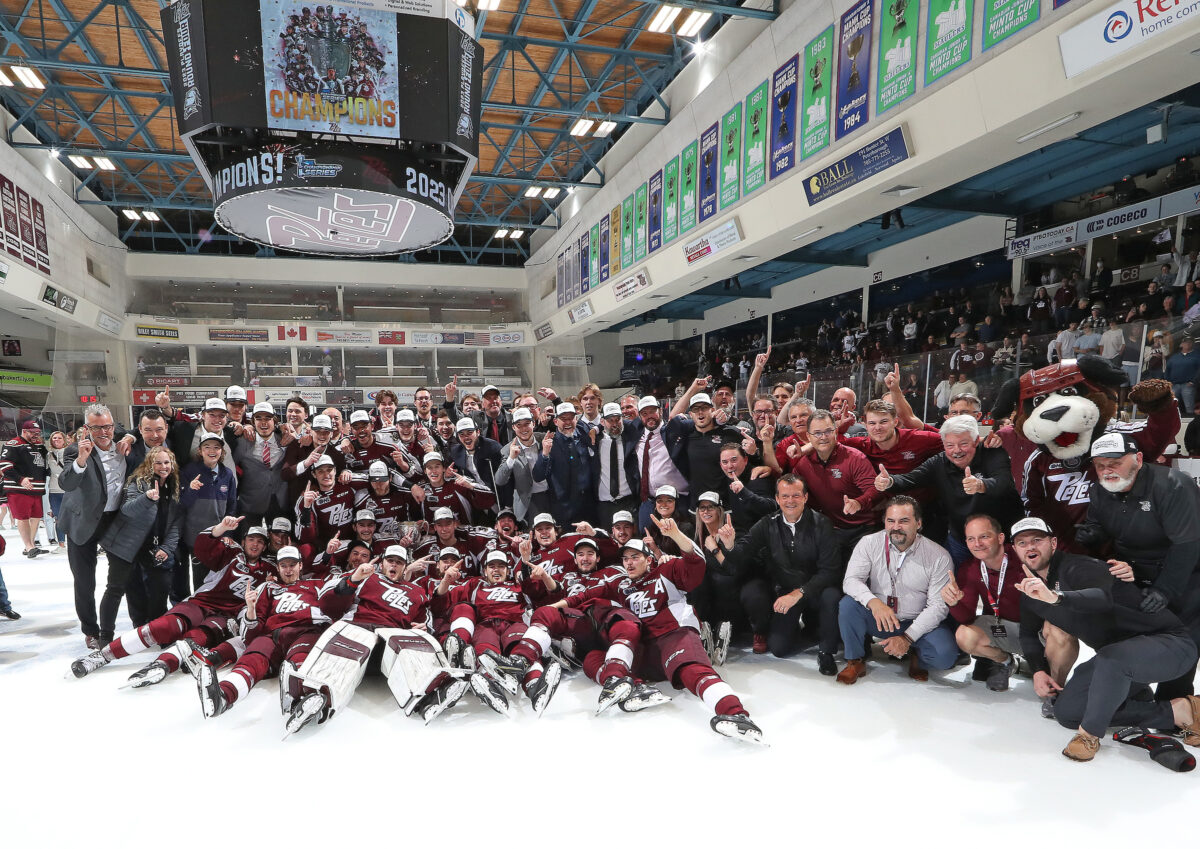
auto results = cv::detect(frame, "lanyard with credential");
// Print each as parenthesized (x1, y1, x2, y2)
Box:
(883, 542, 908, 612)
(979, 555, 1008, 617)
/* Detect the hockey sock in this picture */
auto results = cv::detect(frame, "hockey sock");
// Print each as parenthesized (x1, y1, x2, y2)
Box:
(146, 614, 188, 649)
(512, 625, 551, 664)
(450, 603, 476, 642)
(522, 662, 544, 693)
(106, 624, 155, 660)
(679, 663, 746, 717)
(1113, 727, 1196, 772)
(156, 643, 185, 673)
(598, 620, 640, 680)
(583, 650, 606, 685)
(214, 637, 243, 665)
(221, 653, 269, 704)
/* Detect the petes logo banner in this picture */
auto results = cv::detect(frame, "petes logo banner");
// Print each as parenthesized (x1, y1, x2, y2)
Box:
(1058, 0, 1198, 78)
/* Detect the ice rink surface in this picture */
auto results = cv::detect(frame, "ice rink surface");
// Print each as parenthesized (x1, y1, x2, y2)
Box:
(1, 528, 1196, 845)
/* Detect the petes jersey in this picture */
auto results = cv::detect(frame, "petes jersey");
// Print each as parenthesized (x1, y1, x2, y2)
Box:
(412, 527, 498, 575)
(296, 483, 359, 548)
(562, 565, 626, 604)
(841, 428, 944, 476)
(351, 481, 421, 538)
(445, 577, 539, 624)
(191, 532, 278, 615)
(246, 578, 336, 636)
(574, 552, 705, 637)
(415, 479, 496, 525)
(345, 574, 432, 630)
(521, 533, 619, 583)
(342, 439, 396, 474)
(309, 535, 397, 580)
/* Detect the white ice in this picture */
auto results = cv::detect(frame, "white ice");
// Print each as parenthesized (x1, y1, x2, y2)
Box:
(1, 528, 1194, 844)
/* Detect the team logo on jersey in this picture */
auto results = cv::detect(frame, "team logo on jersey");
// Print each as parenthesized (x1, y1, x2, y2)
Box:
(322, 502, 355, 528)
(831, 469, 842, 479)
(381, 587, 413, 613)
(625, 589, 659, 617)
(484, 587, 520, 603)
(274, 591, 309, 614)
(901, 451, 915, 461)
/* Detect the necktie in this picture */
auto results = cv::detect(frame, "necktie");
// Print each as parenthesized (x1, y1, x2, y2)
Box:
(639, 430, 653, 502)
(490, 417, 500, 442)
(262, 438, 271, 467)
(609, 436, 620, 499)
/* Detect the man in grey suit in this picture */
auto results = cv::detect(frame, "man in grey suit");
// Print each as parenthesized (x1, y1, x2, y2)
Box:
(493, 407, 549, 524)
(233, 402, 290, 530)
(59, 404, 129, 648)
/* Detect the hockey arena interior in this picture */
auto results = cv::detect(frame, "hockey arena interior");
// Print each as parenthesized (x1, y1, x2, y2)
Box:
(3, 0, 1200, 841)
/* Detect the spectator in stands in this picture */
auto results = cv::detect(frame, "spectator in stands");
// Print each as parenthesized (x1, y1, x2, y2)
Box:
(950, 372, 979, 402)
(1028, 286, 1053, 334)
(1171, 247, 1198, 290)
(1166, 336, 1200, 414)
(932, 371, 955, 419)
(1153, 262, 1176, 291)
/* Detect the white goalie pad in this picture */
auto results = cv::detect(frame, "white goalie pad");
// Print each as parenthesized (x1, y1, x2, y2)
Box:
(378, 629, 469, 716)
(293, 621, 379, 720)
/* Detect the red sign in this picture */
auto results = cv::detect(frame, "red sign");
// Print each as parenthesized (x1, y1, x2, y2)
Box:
(0, 175, 21, 260)
(277, 324, 308, 341)
(132, 390, 157, 404)
(378, 330, 406, 345)
(15, 186, 36, 268)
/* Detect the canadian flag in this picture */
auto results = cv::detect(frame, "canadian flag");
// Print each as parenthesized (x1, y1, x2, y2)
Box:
(277, 325, 308, 341)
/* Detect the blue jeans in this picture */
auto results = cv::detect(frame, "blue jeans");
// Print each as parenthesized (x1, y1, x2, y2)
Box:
(1173, 382, 1195, 414)
(43, 492, 62, 544)
(838, 595, 958, 670)
(0, 560, 9, 610)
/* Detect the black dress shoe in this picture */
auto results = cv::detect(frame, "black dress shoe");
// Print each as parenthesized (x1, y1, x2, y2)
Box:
(85, 635, 101, 650)
(1, 608, 20, 620)
(971, 657, 995, 681)
(817, 651, 836, 676)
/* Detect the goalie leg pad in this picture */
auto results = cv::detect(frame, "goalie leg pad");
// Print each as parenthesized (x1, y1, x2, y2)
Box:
(293, 621, 378, 721)
(379, 628, 465, 715)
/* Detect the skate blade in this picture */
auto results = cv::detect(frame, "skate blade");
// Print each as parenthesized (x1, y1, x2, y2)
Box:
(619, 692, 672, 712)
(712, 720, 769, 746)
(533, 664, 563, 718)
(595, 681, 633, 716)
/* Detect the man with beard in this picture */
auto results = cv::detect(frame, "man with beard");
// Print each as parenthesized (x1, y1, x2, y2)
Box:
(281, 414, 346, 504)
(0, 418, 47, 557)
(412, 451, 496, 525)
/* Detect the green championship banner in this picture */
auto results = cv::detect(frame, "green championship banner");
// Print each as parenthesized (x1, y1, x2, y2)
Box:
(589, 224, 600, 286)
(663, 155, 680, 244)
(801, 26, 834, 160)
(719, 102, 742, 209)
(983, 0, 1038, 50)
(742, 81, 769, 195)
(679, 141, 698, 234)
(877, 1, 919, 113)
(621, 193, 635, 268)
(925, 0, 973, 82)
(634, 183, 648, 261)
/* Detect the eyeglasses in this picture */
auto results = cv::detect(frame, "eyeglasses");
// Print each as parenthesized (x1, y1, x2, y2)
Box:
(809, 428, 836, 438)
(87, 424, 115, 432)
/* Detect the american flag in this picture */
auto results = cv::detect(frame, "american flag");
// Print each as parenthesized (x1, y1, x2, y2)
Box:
(465, 332, 492, 347)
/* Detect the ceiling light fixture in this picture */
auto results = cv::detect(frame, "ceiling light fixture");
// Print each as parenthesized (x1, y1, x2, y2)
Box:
(142, 210, 160, 222)
(678, 10, 711, 38)
(648, 4, 682, 32)
(93, 157, 116, 171)
(493, 228, 509, 238)
(1017, 112, 1081, 144)
(0, 68, 12, 86)
(67, 155, 92, 169)
(791, 226, 823, 241)
(594, 120, 617, 137)
(12, 66, 44, 89)
(524, 186, 542, 198)
(122, 209, 141, 221)
(477, 0, 502, 9)
(542, 187, 561, 199)
(509, 229, 525, 239)
(570, 118, 594, 136)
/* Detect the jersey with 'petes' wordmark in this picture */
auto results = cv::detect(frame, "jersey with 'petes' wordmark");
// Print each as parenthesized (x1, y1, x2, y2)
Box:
(572, 552, 705, 637)
(192, 532, 279, 615)
(344, 574, 433, 630)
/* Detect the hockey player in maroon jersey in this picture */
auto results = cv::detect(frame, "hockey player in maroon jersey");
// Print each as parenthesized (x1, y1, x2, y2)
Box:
(280, 413, 346, 505)
(69, 517, 276, 686)
(345, 460, 425, 539)
(340, 409, 399, 474)
(520, 512, 620, 583)
(436, 550, 563, 715)
(188, 545, 345, 719)
(504, 535, 670, 712)
(388, 408, 435, 469)
(411, 505, 498, 574)
(412, 451, 496, 524)
(309, 509, 395, 579)
(296, 455, 359, 552)
(561, 516, 763, 742)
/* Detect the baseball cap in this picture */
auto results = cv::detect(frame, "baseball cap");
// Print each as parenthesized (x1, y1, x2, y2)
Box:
(574, 537, 600, 552)
(455, 417, 477, 433)
(276, 545, 302, 562)
(396, 408, 416, 422)
(437, 546, 461, 560)
(611, 510, 635, 525)
(354, 509, 377, 523)
(555, 402, 577, 417)
(689, 393, 713, 408)
(311, 414, 333, 430)
(383, 544, 409, 561)
(199, 433, 224, 445)
(245, 525, 269, 539)
(495, 506, 518, 522)
(349, 410, 371, 425)
(485, 550, 509, 565)
(433, 506, 456, 522)
(654, 484, 678, 500)
(696, 491, 721, 506)
(602, 402, 622, 418)
(203, 397, 226, 411)
(620, 539, 649, 555)
(637, 396, 660, 411)
(1010, 517, 1052, 538)
(312, 454, 335, 468)
(224, 385, 247, 401)
(481, 384, 500, 397)
(252, 402, 275, 417)
(270, 517, 293, 533)
(19, 419, 40, 431)
(368, 460, 390, 480)
(532, 512, 556, 528)
(1091, 432, 1138, 458)
(512, 407, 533, 423)
(422, 451, 444, 466)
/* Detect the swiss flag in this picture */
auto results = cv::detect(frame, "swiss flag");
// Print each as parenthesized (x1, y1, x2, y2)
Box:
(277, 325, 308, 341)
(133, 390, 156, 404)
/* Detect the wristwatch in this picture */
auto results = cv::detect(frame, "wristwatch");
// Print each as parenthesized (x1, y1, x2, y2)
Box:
(1052, 590, 1065, 605)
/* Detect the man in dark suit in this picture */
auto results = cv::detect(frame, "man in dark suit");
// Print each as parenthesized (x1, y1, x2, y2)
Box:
(721, 474, 843, 673)
(123, 408, 171, 476)
(447, 417, 504, 514)
(233, 402, 290, 529)
(59, 404, 130, 648)
(590, 402, 641, 528)
(443, 379, 514, 446)
(533, 402, 595, 526)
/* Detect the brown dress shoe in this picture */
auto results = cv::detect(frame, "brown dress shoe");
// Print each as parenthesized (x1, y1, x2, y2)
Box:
(1181, 695, 1200, 746)
(836, 658, 867, 685)
(1062, 731, 1101, 761)
(907, 653, 928, 682)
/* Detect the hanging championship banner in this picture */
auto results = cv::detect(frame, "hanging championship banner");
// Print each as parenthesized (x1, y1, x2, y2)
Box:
(599, 213, 611, 283)
(621, 194, 635, 269)
(742, 81, 769, 195)
(769, 55, 799, 179)
(719, 103, 742, 209)
(580, 232, 591, 294)
(925, 0, 973, 83)
(590, 224, 601, 283)
(648, 170, 664, 253)
(680, 141, 699, 234)
(634, 182, 648, 261)
(663, 155, 680, 243)
(801, 28, 834, 160)
(699, 123, 719, 223)
(983, 0, 1039, 49)
(877, 0, 918, 113)
(609, 204, 622, 276)
(835, 0, 873, 140)
(556, 251, 565, 307)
